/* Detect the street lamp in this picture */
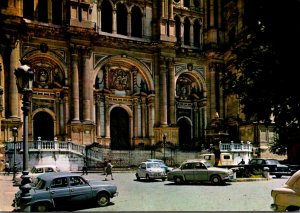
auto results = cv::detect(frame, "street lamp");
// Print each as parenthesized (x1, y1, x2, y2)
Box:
(14, 61, 34, 172)
(163, 133, 167, 163)
(12, 127, 18, 182)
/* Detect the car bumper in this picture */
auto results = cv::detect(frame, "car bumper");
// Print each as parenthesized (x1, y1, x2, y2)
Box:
(270, 203, 287, 212)
(149, 173, 166, 179)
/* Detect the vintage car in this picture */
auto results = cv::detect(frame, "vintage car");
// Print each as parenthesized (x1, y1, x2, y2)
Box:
(136, 161, 167, 181)
(146, 159, 173, 173)
(13, 172, 118, 211)
(167, 159, 234, 185)
(14, 165, 60, 186)
(249, 158, 291, 178)
(270, 170, 300, 211)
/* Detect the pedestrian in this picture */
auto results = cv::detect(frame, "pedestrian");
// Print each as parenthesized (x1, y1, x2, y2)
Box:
(103, 159, 108, 175)
(238, 159, 245, 165)
(4, 161, 10, 176)
(82, 159, 88, 175)
(105, 160, 114, 180)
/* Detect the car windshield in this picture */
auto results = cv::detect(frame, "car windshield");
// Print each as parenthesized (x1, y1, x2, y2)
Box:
(147, 163, 160, 168)
(266, 159, 279, 165)
(34, 178, 46, 189)
(203, 161, 211, 168)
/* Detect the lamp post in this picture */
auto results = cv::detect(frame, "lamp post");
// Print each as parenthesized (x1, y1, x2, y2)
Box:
(14, 62, 34, 173)
(163, 133, 167, 163)
(12, 127, 18, 182)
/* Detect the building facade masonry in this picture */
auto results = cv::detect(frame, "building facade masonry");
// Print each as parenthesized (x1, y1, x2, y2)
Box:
(0, 0, 280, 161)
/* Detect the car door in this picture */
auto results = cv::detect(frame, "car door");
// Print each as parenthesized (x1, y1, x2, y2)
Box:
(69, 176, 93, 203)
(181, 163, 195, 181)
(137, 163, 147, 178)
(49, 177, 71, 208)
(193, 162, 209, 181)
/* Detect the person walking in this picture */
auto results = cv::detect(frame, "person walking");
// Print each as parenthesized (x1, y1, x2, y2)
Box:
(4, 161, 10, 176)
(105, 160, 114, 180)
(103, 159, 108, 175)
(82, 158, 88, 175)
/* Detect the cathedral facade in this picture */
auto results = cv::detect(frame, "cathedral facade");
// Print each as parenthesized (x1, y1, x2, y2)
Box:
(0, 0, 244, 151)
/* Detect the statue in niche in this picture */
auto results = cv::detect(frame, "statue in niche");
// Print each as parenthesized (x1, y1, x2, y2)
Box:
(38, 69, 48, 83)
(176, 77, 191, 100)
(53, 68, 64, 88)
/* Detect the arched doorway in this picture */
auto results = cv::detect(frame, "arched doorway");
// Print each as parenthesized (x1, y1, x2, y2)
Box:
(110, 107, 130, 150)
(33, 111, 54, 140)
(178, 117, 192, 149)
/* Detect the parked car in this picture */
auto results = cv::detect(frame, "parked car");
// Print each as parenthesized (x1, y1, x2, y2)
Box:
(14, 165, 60, 186)
(249, 158, 291, 178)
(167, 159, 234, 185)
(270, 170, 300, 211)
(135, 161, 167, 181)
(13, 172, 118, 211)
(146, 159, 173, 173)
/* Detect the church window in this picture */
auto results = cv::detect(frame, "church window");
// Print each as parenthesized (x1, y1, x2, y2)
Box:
(38, 0, 48, 23)
(117, 3, 127, 36)
(101, 0, 112, 33)
(131, 6, 142, 38)
(23, 0, 34, 20)
(184, 18, 191, 45)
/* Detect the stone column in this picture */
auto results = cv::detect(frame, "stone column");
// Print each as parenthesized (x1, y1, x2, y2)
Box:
(168, 59, 176, 125)
(133, 99, 138, 138)
(105, 99, 110, 137)
(141, 99, 145, 138)
(63, 90, 69, 134)
(82, 49, 91, 121)
(209, 63, 216, 118)
(159, 57, 168, 126)
(127, 12, 131, 36)
(71, 50, 80, 121)
(97, 5, 102, 33)
(112, 9, 117, 34)
(9, 42, 20, 118)
(209, 0, 215, 27)
(95, 95, 101, 137)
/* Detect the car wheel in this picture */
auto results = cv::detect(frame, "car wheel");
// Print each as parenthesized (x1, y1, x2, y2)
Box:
(146, 174, 151, 181)
(32, 202, 51, 212)
(286, 206, 300, 211)
(174, 176, 183, 184)
(136, 173, 140, 180)
(162, 178, 166, 181)
(275, 175, 282, 178)
(210, 175, 221, 185)
(96, 193, 110, 207)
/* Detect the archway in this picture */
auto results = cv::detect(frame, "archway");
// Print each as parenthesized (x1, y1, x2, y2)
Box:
(33, 111, 54, 140)
(110, 107, 130, 150)
(178, 117, 192, 149)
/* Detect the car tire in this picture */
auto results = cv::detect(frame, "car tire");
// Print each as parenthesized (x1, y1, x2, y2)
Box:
(174, 176, 183, 184)
(162, 178, 166, 181)
(136, 173, 140, 180)
(32, 202, 51, 212)
(210, 175, 221, 185)
(275, 175, 282, 178)
(96, 193, 110, 207)
(146, 174, 151, 181)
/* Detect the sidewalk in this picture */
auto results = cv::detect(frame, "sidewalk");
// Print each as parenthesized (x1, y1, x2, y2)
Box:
(0, 173, 19, 212)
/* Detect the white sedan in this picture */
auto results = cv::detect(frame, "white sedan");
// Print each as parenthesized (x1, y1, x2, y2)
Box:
(14, 165, 60, 186)
(135, 162, 167, 181)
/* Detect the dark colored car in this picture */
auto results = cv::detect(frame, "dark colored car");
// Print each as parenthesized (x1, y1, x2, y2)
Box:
(13, 172, 118, 211)
(249, 158, 291, 178)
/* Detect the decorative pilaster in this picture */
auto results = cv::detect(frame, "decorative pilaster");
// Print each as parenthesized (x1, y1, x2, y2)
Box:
(82, 47, 91, 122)
(71, 46, 80, 121)
(168, 58, 176, 125)
(159, 57, 168, 126)
(9, 41, 20, 118)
